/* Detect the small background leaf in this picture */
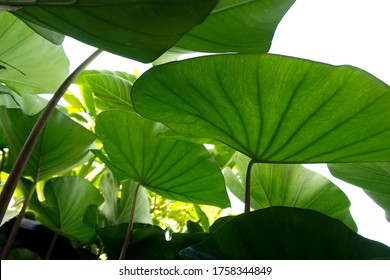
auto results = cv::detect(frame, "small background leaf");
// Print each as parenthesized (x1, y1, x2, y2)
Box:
(224, 153, 356, 230)
(99, 170, 152, 226)
(328, 163, 390, 222)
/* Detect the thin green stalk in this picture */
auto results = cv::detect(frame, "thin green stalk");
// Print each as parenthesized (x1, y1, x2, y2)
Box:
(0, 49, 103, 225)
(245, 159, 256, 213)
(45, 229, 60, 260)
(119, 183, 141, 260)
(1, 181, 37, 260)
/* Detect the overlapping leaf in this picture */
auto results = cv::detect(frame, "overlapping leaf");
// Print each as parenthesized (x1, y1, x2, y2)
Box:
(132, 54, 390, 163)
(94, 109, 230, 208)
(0, 107, 95, 181)
(328, 163, 390, 222)
(0, 12, 69, 94)
(175, 0, 296, 53)
(224, 153, 356, 230)
(5, 0, 219, 62)
(181, 207, 390, 259)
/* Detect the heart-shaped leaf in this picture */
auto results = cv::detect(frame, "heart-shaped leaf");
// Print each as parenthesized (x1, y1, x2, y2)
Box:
(175, 0, 296, 53)
(181, 207, 390, 259)
(94, 109, 230, 208)
(27, 176, 104, 242)
(0, 107, 96, 182)
(225, 153, 356, 230)
(0, 12, 69, 94)
(8, 0, 218, 62)
(132, 54, 390, 163)
(328, 163, 390, 222)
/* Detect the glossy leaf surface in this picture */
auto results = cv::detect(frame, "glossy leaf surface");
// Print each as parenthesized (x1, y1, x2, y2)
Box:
(95, 110, 230, 208)
(328, 163, 390, 222)
(0, 107, 95, 181)
(132, 54, 390, 163)
(7, 0, 218, 62)
(224, 153, 356, 230)
(181, 207, 390, 259)
(0, 12, 69, 94)
(175, 0, 296, 53)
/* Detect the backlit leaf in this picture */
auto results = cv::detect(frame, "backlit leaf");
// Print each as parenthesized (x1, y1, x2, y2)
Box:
(132, 54, 390, 163)
(94, 109, 230, 208)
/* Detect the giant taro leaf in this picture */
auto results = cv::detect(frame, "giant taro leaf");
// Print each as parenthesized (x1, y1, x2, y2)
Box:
(5, 0, 219, 63)
(174, 0, 296, 53)
(27, 176, 104, 243)
(181, 207, 390, 260)
(224, 153, 356, 230)
(94, 109, 230, 208)
(0, 107, 96, 182)
(132, 54, 390, 163)
(0, 12, 69, 94)
(328, 163, 390, 222)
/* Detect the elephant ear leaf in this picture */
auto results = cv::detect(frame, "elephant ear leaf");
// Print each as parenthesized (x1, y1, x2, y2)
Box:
(27, 176, 104, 243)
(132, 53, 390, 163)
(94, 109, 230, 208)
(10, 0, 219, 62)
(180, 207, 390, 260)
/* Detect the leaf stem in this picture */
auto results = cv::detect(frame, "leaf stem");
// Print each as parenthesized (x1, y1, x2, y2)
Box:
(245, 159, 256, 213)
(45, 229, 60, 260)
(0, 49, 103, 225)
(1, 181, 37, 260)
(119, 182, 141, 260)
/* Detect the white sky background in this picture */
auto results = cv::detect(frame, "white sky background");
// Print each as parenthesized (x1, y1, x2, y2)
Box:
(63, 0, 390, 245)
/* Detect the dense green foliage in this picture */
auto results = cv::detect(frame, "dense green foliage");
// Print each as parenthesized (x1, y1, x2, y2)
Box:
(1, 0, 390, 260)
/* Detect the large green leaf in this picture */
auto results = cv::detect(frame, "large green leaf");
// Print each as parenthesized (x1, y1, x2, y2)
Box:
(225, 153, 356, 230)
(181, 207, 390, 259)
(6, 0, 218, 63)
(0, 107, 95, 182)
(132, 54, 390, 163)
(328, 163, 390, 222)
(99, 170, 152, 225)
(28, 176, 104, 243)
(0, 12, 69, 94)
(94, 109, 230, 208)
(174, 0, 296, 53)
